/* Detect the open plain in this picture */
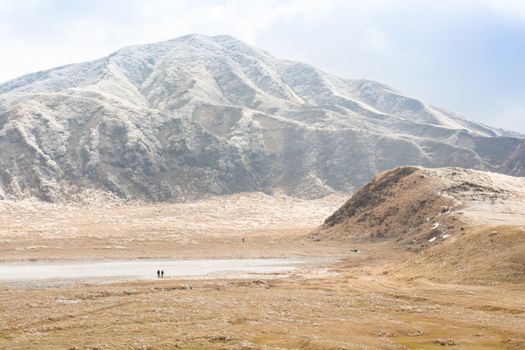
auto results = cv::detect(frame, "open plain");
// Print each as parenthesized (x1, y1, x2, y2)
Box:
(1, 186, 524, 350)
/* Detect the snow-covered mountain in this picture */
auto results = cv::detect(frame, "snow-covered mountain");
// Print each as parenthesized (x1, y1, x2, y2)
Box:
(0, 34, 524, 201)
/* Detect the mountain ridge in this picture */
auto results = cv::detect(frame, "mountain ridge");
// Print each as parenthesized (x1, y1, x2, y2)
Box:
(1, 34, 524, 202)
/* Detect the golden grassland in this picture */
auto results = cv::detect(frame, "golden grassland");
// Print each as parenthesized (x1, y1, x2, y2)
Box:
(0, 194, 524, 349)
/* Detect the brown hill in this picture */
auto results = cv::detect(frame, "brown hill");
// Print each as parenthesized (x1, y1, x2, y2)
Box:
(314, 166, 525, 282)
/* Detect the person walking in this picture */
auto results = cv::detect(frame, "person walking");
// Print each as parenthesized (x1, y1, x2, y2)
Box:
(157, 270, 160, 278)
(161, 270, 164, 278)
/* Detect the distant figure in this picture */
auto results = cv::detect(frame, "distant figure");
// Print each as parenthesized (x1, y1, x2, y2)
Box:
(157, 270, 160, 278)
(242, 237, 245, 243)
(161, 270, 164, 278)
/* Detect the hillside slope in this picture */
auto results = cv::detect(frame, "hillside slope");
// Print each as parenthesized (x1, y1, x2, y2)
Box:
(1, 34, 524, 201)
(315, 166, 525, 282)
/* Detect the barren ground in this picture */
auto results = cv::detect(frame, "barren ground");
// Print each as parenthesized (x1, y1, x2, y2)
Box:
(0, 193, 347, 262)
(0, 192, 524, 349)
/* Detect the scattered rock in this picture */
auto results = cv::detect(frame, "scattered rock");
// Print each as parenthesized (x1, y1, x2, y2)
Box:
(435, 338, 456, 346)
(407, 329, 424, 336)
(207, 334, 231, 342)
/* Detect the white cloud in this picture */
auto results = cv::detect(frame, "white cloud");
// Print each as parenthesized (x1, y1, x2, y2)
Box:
(0, 0, 348, 81)
(124, 0, 339, 43)
(484, 0, 525, 20)
(0, 0, 523, 132)
(363, 27, 391, 50)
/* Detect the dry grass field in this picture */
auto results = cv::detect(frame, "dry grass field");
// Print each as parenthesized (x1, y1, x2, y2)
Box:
(1, 242, 524, 350)
(0, 189, 524, 349)
(0, 193, 347, 262)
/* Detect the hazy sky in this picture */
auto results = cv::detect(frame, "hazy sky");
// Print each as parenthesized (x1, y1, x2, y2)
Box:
(0, 0, 524, 132)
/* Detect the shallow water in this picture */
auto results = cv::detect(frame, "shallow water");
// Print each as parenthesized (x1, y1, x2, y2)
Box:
(0, 258, 305, 283)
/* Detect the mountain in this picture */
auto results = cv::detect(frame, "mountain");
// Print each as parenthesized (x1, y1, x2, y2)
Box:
(0, 34, 524, 201)
(314, 166, 525, 282)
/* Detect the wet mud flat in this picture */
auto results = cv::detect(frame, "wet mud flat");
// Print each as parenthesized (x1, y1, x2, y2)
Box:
(0, 258, 313, 287)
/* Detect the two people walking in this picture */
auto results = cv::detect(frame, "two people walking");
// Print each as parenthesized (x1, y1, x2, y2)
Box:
(156, 270, 164, 278)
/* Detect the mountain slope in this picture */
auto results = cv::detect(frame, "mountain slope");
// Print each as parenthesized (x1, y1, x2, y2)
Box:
(0, 34, 524, 201)
(314, 166, 525, 282)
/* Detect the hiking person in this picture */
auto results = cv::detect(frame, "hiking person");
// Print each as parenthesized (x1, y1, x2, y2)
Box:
(161, 270, 164, 278)
(157, 270, 160, 278)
